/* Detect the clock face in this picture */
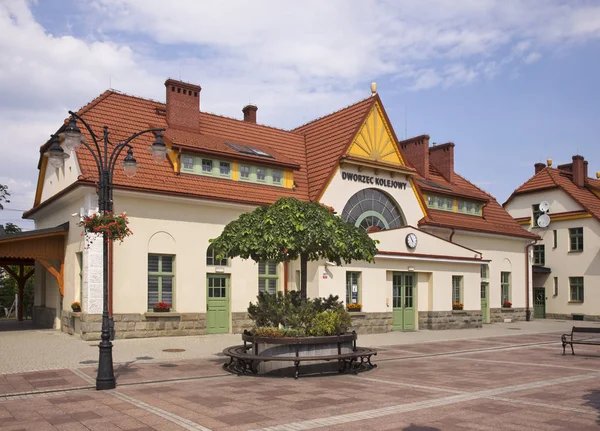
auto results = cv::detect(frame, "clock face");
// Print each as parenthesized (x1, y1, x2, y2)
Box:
(406, 233, 417, 249)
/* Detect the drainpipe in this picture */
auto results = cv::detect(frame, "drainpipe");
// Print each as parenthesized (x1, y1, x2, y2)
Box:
(524, 239, 539, 322)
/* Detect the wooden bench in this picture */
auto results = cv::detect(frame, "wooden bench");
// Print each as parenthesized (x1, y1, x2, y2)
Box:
(561, 326, 600, 355)
(223, 344, 377, 379)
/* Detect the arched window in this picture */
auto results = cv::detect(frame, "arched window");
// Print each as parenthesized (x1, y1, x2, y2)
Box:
(206, 244, 228, 266)
(341, 188, 405, 232)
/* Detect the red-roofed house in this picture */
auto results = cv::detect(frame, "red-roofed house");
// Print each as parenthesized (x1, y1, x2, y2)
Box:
(504, 157, 600, 321)
(9, 79, 535, 338)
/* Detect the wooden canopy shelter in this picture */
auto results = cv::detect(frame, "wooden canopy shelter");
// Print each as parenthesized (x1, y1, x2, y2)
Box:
(0, 223, 68, 321)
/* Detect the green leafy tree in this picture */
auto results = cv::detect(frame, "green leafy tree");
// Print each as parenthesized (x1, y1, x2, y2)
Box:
(210, 197, 378, 300)
(0, 184, 9, 210)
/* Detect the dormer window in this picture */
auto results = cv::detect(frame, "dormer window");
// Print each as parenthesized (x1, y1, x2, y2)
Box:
(183, 155, 194, 170)
(426, 194, 483, 216)
(202, 159, 213, 173)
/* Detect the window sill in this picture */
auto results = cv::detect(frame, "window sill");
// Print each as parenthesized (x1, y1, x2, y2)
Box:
(501, 308, 515, 312)
(144, 312, 181, 317)
(568, 250, 583, 253)
(452, 310, 467, 314)
(568, 301, 583, 304)
(347, 312, 367, 317)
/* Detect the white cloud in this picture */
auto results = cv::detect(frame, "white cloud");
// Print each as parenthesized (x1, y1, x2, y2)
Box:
(2, 0, 600, 219)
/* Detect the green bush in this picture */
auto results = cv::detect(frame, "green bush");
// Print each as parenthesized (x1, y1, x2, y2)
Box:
(247, 292, 352, 336)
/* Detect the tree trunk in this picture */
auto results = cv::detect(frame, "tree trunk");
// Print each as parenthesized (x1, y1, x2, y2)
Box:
(300, 252, 308, 301)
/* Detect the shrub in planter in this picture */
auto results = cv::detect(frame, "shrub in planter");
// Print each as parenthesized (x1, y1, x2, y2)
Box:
(247, 291, 351, 336)
(71, 301, 81, 312)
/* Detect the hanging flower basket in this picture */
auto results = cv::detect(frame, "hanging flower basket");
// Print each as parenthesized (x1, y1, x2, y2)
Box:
(78, 211, 132, 243)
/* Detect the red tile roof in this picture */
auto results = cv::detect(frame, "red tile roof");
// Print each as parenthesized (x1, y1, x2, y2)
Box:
(506, 167, 600, 222)
(293, 96, 376, 201)
(72, 91, 308, 207)
(415, 165, 537, 239)
(29, 88, 538, 240)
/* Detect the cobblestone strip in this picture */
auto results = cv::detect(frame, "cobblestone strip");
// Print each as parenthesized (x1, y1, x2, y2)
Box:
(374, 340, 560, 364)
(70, 367, 96, 384)
(453, 355, 599, 371)
(358, 377, 464, 394)
(253, 372, 600, 431)
(110, 390, 212, 431)
(486, 395, 597, 415)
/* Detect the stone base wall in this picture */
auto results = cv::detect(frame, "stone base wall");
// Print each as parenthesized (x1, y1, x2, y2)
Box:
(349, 312, 393, 334)
(61, 312, 207, 340)
(418, 310, 482, 330)
(34, 306, 56, 329)
(232, 312, 253, 334)
(546, 313, 600, 322)
(490, 307, 526, 323)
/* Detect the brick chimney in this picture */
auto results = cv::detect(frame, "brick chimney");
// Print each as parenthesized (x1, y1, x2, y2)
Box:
(534, 162, 546, 174)
(399, 135, 430, 177)
(165, 79, 201, 129)
(429, 142, 455, 183)
(572, 155, 585, 187)
(242, 105, 258, 123)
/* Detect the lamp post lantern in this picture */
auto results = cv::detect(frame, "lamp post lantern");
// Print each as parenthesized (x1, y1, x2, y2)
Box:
(47, 111, 166, 390)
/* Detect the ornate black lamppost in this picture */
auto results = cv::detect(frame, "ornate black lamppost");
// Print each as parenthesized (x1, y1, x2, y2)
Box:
(46, 112, 166, 390)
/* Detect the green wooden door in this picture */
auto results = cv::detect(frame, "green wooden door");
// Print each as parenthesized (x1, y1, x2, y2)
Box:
(392, 272, 415, 331)
(480, 282, 489, 323)
(207, 275, 229, 334)
(533, 287, 546, 319)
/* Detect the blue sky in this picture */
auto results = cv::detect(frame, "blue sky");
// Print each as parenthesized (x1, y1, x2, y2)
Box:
(1, 0, 599, 230)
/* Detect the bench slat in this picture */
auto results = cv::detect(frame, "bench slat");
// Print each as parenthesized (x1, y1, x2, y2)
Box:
(223, 345, 376, 362)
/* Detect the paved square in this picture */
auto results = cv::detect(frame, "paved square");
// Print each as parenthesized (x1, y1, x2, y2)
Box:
(1, 323, 600, 430)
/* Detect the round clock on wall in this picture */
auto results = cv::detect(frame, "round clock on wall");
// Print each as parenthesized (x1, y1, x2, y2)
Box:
(405, 233, 418, 249)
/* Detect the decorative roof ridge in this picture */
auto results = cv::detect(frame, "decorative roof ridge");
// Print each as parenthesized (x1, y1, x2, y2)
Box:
(398, 134, 431, 144)
(291, 95, 374, 131)
(199, 110, 300, 135)
(77, 89, 164, 116)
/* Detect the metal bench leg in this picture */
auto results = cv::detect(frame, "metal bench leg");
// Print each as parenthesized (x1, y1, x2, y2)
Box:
(562, 343, 566, 355)
(570, 343, 575, 355)
(294, 361, 300, 379)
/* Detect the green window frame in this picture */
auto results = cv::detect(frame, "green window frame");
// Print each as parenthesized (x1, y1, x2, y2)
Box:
(182, 155, 194, 171)
(346, 272, 361, 305)
(426, 195, 482, 216)
(258, 261, 278, 294)
(219, 161, 231, 176)
(569, 227, 583, 252)
(240, 164, 251, 180)
(206, 245, 228, 266)
(532, 204, 542, 227)
(452, 275, 463, 304)
(256, 167, 266, 182)
(148, 255, 175, 310)
(533, 245, 545, 266)
(480, 264, 489, 280)
(501, 272, 511, 304)
(569, 277, 584, 302)
(201, 158, 213, 173)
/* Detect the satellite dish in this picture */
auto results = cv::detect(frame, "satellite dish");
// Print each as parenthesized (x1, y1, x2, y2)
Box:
(537, 213, 550, 228)
(539, 201, 550, 213)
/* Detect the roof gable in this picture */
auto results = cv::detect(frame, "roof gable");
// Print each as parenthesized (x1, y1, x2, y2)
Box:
(347, 101, 407, 167)
(506, 167, 600, 223)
